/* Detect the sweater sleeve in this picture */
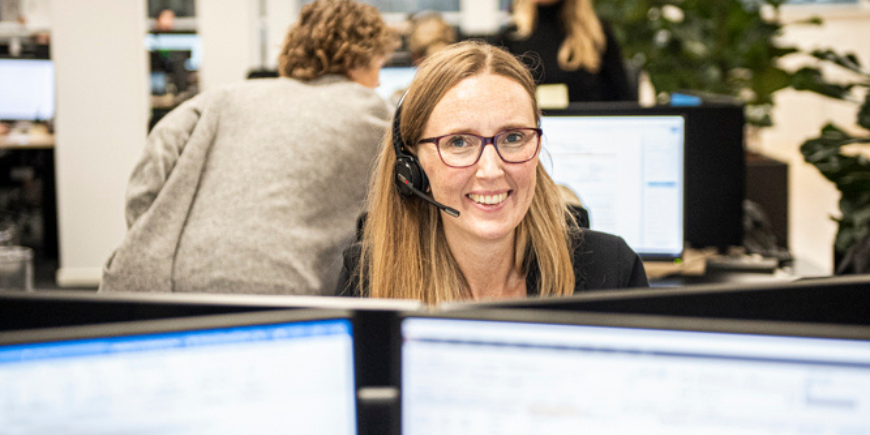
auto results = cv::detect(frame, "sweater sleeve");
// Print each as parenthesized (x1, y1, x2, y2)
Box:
(124, 94, 209, 228)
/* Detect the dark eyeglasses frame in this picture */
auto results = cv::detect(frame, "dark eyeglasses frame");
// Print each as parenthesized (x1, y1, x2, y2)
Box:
(417, 128, 543, 168)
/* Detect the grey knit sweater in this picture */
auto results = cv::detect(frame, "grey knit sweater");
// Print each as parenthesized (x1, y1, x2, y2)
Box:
(100, 75, 390, 295)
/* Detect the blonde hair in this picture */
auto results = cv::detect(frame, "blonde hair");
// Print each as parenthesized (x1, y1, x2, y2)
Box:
(358, 41, 576, 305)
(511, 0, 606, 73)
(277, 0, 398, 80)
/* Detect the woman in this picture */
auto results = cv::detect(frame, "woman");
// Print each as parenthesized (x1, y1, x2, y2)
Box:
(336, 41, 647, 305)
(101, 0, 398, 295)
(497, 0, 633, 102)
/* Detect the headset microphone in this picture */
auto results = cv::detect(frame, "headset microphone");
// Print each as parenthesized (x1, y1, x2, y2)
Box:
(397, 174, 460, 218)
(392, 97, 461, 218)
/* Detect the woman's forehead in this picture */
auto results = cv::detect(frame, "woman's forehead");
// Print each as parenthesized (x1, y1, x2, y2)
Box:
(424, 74, 536, 134)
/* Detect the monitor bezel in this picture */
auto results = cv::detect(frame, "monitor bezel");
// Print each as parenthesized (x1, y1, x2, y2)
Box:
(441, 274, 870, 326)
(0, 307, 353, 347)
(401, 308, 870, 341)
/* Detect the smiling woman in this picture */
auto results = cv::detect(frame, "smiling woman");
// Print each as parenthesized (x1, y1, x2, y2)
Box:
(335, 40, 649, 305)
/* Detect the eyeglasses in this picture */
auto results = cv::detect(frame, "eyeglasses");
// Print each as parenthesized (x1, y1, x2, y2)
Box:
(417, 128, 542, 168)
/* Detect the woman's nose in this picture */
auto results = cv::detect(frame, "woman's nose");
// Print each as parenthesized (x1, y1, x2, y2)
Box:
(475, 144, 504, 179)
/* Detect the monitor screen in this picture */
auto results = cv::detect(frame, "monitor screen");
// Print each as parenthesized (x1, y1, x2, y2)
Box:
(144, 33, 203, 71)
(376, 66, 416, 103)
(540, 114, 685, 259)
(0, 310, 357, 434)
(150, 71, 168, 95)
(0, 59, 55, 121)
(401, 312, 870, 434)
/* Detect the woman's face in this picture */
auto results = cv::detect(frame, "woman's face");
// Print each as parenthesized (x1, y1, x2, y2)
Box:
(416, 73, 539, 244)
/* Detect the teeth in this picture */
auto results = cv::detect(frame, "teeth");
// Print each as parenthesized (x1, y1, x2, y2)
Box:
(469, 193, 508, 205)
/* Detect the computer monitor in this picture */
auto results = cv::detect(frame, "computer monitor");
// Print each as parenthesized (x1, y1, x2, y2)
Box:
(540, 112, 685, 259)
(446, 274, 870, 327)
(554, 103, 746, 251)
(150, 71, 168, 95)
(0, 291, 422, 389)
(401, 310, 870, 434)
(144, 32, 202, 71)
(376, 66, 416, 103)
(0, 59, 55, 121)
(0, 309, 357, 434)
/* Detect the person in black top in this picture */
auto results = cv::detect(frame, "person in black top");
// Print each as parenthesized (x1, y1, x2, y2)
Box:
(334, 41, 647, 305)
(496, 0, 633, 102)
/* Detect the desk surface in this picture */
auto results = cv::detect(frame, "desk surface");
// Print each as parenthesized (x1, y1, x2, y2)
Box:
(0, 132, 55, 149)
(645, 249, 830, 288)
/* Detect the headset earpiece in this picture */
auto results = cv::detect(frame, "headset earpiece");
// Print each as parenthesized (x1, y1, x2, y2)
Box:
(392, 102, 429, 196)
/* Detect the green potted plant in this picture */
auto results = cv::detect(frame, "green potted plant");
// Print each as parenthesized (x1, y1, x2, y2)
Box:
(596, 0, 825, 127)
(797, 50, 870, 273)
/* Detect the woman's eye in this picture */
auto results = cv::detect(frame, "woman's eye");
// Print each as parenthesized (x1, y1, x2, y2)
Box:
(503, 131, 525, 143)
(446, 136, 469, 148)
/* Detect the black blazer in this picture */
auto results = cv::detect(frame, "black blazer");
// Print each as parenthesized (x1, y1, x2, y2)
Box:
(335, 224, 648, 298)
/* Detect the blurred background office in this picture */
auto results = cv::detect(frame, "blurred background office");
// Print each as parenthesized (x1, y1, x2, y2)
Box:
(0, 0, 868, 290)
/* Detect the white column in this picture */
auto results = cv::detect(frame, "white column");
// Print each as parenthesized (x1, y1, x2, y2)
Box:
(51, 0, 149, 286)
(196, 0, 260, 91)
(460, 0, 500, 35)
(264, 0, 300, 70)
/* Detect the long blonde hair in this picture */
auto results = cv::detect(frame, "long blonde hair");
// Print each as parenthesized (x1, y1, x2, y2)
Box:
(358, 41, 575, 305)
(512, 0, 606, 73)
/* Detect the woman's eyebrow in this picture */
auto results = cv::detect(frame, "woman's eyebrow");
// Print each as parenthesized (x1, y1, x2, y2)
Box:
(436, 122, 536, 136)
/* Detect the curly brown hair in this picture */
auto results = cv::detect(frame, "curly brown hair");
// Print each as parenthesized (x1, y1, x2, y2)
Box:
(278, 0, 398, 81)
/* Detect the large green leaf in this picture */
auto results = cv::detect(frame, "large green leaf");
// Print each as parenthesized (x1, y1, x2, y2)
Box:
(859, 93, 870, 132)
(790, 67, 855, 99)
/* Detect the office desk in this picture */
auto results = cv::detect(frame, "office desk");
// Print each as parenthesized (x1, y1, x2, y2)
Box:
(0, 132, 55, 149)
(644, 248, 825, 288)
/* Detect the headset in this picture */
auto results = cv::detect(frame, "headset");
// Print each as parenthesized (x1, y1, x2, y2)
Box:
(392, 99, 460, 218)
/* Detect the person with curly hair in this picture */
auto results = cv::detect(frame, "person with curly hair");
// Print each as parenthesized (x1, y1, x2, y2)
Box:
(100, 0, 399, 295)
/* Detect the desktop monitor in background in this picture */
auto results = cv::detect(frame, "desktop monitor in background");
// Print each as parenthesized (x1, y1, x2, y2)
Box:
(0, 309, 357, 435)
(376, 66, 416, 104)
(0, 59, 55, 121)
(555, 103, 746, 252)
(144, 32, 203, 71)
(540, 113, 685, 260)
(401, 310, 870, 435)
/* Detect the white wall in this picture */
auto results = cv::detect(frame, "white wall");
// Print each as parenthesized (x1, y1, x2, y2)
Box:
(460, 0, 500, 35)
(51, 0, 149, 286)
(264, 0, 300, 70)
(759, 4, 870, 274)
(196, 0, 260, 91)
